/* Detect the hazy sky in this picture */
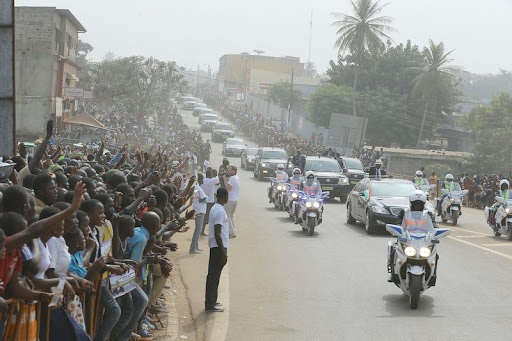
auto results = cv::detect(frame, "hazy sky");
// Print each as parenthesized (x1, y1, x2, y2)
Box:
(17, 0, 512, 74)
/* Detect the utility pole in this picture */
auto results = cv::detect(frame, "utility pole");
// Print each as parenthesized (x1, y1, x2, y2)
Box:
(287, 68, 294, 124)
(0, 0, 16, 155)
(307, 10, 313, 68)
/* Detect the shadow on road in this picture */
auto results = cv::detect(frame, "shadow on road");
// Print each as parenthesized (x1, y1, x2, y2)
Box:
(379, 294, 444, 318)
(287, 230, 318, 238)
(343, 222, 390, 238)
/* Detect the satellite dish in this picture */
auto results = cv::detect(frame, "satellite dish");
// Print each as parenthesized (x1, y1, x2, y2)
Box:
(254, 50, 265, 55)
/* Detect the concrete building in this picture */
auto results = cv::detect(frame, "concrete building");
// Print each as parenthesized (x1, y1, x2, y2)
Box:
(218, 53, 305, 97)
(15, 7, 86, 140)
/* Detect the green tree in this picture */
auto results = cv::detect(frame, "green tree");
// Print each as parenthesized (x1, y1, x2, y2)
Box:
(410, 40, 459, 147)
(308, 83, 353, 127)
(468, 92, 512, 173)
(76, 40, 94, 91)
(268, 81, 302, 109)
(332, 0, 395, 116)
(304, 61, 318, 77)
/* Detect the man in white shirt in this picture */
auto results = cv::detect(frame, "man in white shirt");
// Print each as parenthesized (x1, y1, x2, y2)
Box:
(223, 166, 240, 238)
(190, 174, 208, 254)
(201, 169, 219, 235)
(205, 187, 229, 312)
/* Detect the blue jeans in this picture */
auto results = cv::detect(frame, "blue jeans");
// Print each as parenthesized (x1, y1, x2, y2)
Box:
(111, 284, 149, 341)
(190, 213, 205, 252)
(95, 283, 121, 341)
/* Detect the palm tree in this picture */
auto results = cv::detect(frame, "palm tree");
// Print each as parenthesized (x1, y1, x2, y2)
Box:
(410, 40, 458, 148)
(332, 0, 395, 116)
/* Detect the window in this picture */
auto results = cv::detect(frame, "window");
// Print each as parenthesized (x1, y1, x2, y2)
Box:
(353, 180, 365, 192)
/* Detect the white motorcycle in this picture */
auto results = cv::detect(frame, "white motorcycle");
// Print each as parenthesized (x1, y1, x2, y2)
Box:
(269, 178, 288, 211)
(297, 191, 329, 236)
(386, 214, 450, 309)
(284, 183, 301, 216)
(484, 197, 512, 240)
(437, 189, 468, 225)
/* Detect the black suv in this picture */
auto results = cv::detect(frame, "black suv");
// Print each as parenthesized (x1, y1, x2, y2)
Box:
(337, 157, 368, 191)
(253, 147, 288, 181)
(303, 156, 350, 202)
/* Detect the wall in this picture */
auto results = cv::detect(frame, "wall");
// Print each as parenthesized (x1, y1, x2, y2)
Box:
(0, 0, 15, 155)
(248, 69, 320, 95)
(15, 7, 56, 139)
(385, 150, 466, 176)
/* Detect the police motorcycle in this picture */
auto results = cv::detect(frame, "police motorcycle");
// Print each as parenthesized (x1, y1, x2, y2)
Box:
(438, 189, 468, 225)
(284, 168, 304, 216)
(269, 177, 288, 210)
(296, 190, 329, 236)
(484, 179, 512, 240)
(386, 191, 451, 309)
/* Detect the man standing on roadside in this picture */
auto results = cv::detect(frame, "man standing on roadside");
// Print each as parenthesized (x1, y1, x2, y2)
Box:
(224, 166, 239, 238)
(205, 187, 229, 312)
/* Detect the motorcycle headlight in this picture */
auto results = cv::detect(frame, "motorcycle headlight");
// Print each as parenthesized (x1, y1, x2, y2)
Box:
(339, 178, 349, 184)
(450, 198, 455, 203)
(292, 192, 298, 198)
(277, 185, 283, 190)
(305, 202, 312, 208)
(419, 247, 431, 258)
(313, 202, 320, 208)
(506, 208, 511, 214)
(404, 246, 417, 257)
(372, 205, 388, 214)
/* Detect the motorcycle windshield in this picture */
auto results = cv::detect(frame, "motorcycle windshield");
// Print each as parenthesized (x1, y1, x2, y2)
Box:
(403, 211, 434, 235)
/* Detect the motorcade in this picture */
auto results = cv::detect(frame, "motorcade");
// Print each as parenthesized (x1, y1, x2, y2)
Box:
(221, 138, 246, 156)
(241, 148, 258, 170)
(253, 147, 289, 181)
(303, 156, 350, 202)
(211, 122, 235, 142)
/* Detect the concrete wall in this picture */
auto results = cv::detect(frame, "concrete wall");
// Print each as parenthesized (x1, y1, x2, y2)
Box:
(385, 151, 465, 176)
(15, 7, 56, 138)
(0, 0, 15, 155)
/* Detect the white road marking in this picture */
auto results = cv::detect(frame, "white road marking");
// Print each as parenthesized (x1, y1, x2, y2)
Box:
(455, 235, 490, 239)
(449, 226, 492, 236)
(481, 243, 512, 247)
(448, 236, 512, 261)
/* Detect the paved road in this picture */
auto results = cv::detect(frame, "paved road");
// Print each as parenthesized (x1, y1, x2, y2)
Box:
(174, 108, 512, 341)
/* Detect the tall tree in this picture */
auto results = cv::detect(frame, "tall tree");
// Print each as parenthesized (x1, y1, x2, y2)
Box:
(268, 81, 302, 109)
(304, 61, 318, 77)
(332, 0, 395, 116)
(410, 40, 459, 147)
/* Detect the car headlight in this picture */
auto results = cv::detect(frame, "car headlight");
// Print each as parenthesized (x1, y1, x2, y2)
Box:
(419, 247, 431, 258)
(261, 163, 267, 167)
(313, 202, 320, 208)
(292, 192, 298, 198)
(450, 198, 455, 203)
(339, 178, 349, 184)
(305, 202, 312, 208)
(372, 205, 388, 214)
(506, 208, 511, 214)
(404, 246, 417, 257)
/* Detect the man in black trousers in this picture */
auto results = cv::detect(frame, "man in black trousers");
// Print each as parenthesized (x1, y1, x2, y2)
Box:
(205, 187, 229, 312)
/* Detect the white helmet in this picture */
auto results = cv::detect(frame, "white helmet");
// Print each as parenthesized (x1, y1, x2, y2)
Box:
(277, 164, 284, 170)
(409, 190, 427, 204)
(305, 171, 315, 179)
(445, 174, 454, 182)
(500, 179, 510, 189)
(415, 170, 423, 177)
(292, 168, 301, 175)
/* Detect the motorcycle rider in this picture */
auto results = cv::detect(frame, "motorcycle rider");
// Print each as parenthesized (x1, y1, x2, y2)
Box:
(295, 171, 322, 224)
(388, 190, 438, 285)
(414, 170, 429, 186)
(488, 179, 511, 226)
(268, 164, 289, 203)
(436, 174, 462, 215)
(289, 168, 303, 189)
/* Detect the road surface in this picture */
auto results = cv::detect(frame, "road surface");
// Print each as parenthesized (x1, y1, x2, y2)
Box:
(172, 108, 512, 341)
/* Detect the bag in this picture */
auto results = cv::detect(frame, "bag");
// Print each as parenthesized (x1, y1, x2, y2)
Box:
(66, 295, 86, 331)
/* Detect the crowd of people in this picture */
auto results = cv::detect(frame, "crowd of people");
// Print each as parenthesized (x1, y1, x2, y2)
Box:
(0, 106, 215, 340)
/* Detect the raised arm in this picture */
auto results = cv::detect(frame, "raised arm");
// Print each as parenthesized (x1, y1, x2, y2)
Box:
(28, 120, 54, 171)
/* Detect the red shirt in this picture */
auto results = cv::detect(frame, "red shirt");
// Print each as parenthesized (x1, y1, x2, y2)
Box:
(0, 237, 23, 286)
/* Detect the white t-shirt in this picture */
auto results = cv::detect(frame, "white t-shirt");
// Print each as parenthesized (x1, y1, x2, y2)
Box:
(36, 238, 52, 279)
(203, 160, 211, 172)
(228, 175, 240, 201)
(201, 177, 218, 204)
(47, 236, 71, 276)
(208, 203, 229, 249)
(193, 185, 207, 214)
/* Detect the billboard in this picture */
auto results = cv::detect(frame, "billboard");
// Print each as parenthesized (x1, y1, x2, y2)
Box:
(327, 113, 367, 155)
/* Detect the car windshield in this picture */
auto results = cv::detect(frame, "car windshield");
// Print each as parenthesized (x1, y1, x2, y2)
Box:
(262, 150, 287, 159)
(226, 138, 244, 145)
(246, 148, 258, 156)
(371, 182, 417, 197)
(203, 114, 218, 120)
(305, 159, 341, 172)
(343, 158, 364, 170)
(195, 103, 206, 107)
(216, 124, 232, 130)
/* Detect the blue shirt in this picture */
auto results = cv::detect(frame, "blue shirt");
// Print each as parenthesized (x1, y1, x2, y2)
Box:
(69, 251, 87, 278)
(125, 226, 150, 263)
